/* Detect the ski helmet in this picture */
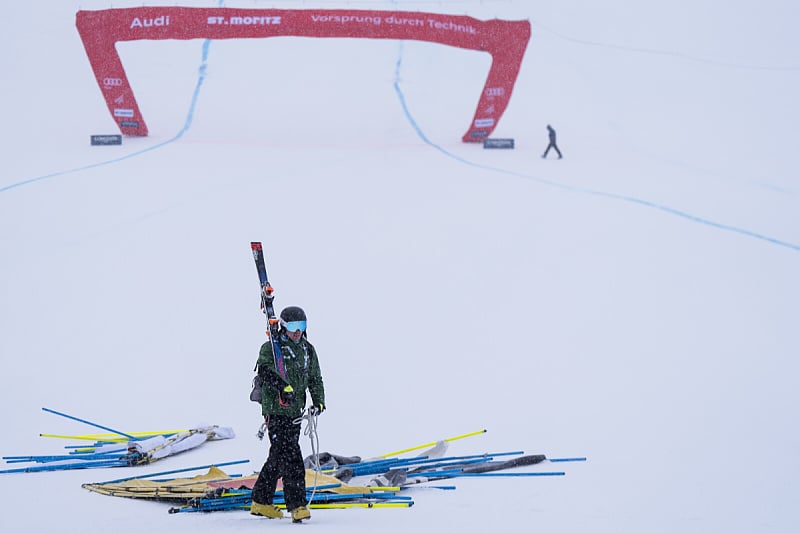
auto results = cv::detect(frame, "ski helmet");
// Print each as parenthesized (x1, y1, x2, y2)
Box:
(280, 306, 307, 322)
(280, 306, 308, 335)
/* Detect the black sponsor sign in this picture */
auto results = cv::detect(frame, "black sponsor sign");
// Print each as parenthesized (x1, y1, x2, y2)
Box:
(90, 134, 122, 146)
(483, 138, 514, 149)
(120, 121, 140, 128)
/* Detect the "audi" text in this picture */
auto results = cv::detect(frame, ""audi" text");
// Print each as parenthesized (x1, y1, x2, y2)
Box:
(130, 16, 170, 29)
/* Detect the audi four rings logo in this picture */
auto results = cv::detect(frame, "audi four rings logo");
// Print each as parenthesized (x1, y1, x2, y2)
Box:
(103, 78, 123, 87)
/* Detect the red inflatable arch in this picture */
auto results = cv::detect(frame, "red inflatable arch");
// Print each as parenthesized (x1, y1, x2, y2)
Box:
(76, 8, 531, 142)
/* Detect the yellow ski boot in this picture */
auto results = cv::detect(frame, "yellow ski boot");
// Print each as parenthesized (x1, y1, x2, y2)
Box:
(290, 505, 311, 523)
(250, 501, 284, 519)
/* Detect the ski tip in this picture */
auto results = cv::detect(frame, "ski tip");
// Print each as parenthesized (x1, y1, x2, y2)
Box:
(251, 242, 263, 250)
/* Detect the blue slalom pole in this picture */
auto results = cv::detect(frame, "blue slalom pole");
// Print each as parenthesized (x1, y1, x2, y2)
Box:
(405, 457, 492, 471)
(448, 471, 565, 477)
(0, 459, 127, 474)
(407, 468, 565, 478)
(332, 451, 526, 478)
(95, 459, 250, 484)
(402, 485, 457, 490)
(42, 408, 136, 441)
(3, 452, 128, 463)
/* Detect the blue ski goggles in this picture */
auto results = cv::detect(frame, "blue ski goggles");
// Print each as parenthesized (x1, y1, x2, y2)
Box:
(282, 320, 307, 333)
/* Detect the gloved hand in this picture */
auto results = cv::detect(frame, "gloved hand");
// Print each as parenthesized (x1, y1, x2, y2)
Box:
(279, 385, 295, 407)
(310, 403, 325, 416)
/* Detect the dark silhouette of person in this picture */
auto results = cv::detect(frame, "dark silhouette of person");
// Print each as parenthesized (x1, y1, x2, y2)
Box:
(542, 124, 562, 159)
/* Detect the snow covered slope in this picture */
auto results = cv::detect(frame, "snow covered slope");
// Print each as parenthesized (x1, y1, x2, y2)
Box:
(1, 1, 798, 532)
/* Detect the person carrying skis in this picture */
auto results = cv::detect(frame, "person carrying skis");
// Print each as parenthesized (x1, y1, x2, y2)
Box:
(250, 305, 325, 523)
(542, 124, 563, 159)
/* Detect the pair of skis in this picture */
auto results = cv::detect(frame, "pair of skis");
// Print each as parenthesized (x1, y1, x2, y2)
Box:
(251, 242, 287, 383)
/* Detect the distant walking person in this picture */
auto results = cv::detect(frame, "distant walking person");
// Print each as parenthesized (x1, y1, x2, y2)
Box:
(542, 124, 562, 159)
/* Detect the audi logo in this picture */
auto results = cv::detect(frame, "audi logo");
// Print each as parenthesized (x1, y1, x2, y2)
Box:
(103, 78, 123, 87)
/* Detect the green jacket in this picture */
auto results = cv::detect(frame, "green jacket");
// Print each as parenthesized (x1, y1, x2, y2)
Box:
(257, 333, 325, 418)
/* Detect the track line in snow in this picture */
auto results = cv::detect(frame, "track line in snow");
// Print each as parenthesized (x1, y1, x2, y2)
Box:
(3, 0, 796, 253)
(390, 42, 799, 252)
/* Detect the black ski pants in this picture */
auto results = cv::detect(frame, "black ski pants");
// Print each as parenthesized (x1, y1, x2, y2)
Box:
(251, 414, 307, 510)
(543, 142, 562, 158)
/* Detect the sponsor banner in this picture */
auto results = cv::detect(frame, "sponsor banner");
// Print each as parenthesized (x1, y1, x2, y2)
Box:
(90, 134, 123, 146)
(76, 8, 530, 141)
(483, 138, 514, 149)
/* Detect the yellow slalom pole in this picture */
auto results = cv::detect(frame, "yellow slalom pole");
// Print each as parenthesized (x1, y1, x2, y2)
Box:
(73, 446, 100, 453)
(304, 503, 413, 509)
(40, 434, 117, 442)
(376, 429, 487, 459)
(39, 430, 187, 443)
(367, 486, 400, 492)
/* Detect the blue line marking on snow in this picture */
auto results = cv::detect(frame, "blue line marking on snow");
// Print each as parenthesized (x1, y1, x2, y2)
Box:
(391, 44, 799, 252)
(0, 2, 223, 195)
(3, 0, 796, 254)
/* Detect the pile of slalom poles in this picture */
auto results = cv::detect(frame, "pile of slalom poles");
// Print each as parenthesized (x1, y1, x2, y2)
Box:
(323, 429, 586, 484)
(0, 407, 241, 474)
(1, 408, 168, 473)
(168, 429, 585, 514)
(170, 485, 413, 513)
(328, 450, 586, 483)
